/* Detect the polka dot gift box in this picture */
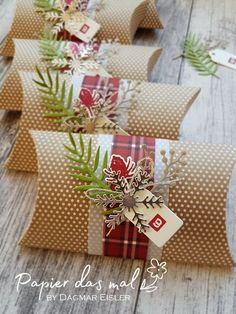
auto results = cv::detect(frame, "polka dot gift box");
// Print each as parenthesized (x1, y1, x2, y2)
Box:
(1, 0, 163, 57)
(5, 71, 200, 172)
(19, 131, 236, 267)
(0, 39, 162, 111)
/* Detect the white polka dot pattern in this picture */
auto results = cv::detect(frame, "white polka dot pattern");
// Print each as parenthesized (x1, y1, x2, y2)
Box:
(127, 82, 200, 140)
(87, 135, 113, 255)
(139, 0, 163, 29)
(107, 45, 162, 82)
(162, 141, 236, 266)
(20, 132, 100, 253)
(95, 0, 148, 44)
(0, 39, 162, 111)
(6, 72, 200, 172)
(147, 139, 170, 260)
(0, 40, 44, 111)
(20, 132, 236, 266)
(5, 71, 63, 172)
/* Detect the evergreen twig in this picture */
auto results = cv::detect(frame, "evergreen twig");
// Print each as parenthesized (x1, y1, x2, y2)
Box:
(181, 33, 219, 77)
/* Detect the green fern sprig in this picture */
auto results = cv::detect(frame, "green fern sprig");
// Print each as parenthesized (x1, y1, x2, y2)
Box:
(181, 33, 219, 77)
(34, 0, 60, 13)
(34, 67, 76, 123)
(40, 32, 66, 62)
(64, 133, 110, 191)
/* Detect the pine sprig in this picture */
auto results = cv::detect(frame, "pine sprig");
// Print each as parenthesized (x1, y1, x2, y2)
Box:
(34, 67, 74, 123)
(40, 32, 66, 62)
(181, 33, 219, 77)
(65, 133, 110, 191)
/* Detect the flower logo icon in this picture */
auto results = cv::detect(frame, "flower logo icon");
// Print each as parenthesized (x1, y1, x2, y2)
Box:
(147, 258, 168, 280)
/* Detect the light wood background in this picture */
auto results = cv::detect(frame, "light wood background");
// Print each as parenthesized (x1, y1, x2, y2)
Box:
(1, 0, 236, 313)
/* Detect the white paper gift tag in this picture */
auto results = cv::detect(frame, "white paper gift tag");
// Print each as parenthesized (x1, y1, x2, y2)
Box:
(124, 189, 183, 247)
(209, 49, 236, 70)
(65, 12, 101, 43)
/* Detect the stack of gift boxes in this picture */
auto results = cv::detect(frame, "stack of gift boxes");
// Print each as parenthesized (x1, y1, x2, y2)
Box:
(0, 0, 235, 267)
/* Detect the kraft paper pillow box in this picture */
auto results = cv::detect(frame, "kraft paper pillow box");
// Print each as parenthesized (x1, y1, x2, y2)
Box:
(19, 131, 236, 267)
(0, 39, 162, 111)
(6, 70, 200, 172)
(1, 0, 163, 57)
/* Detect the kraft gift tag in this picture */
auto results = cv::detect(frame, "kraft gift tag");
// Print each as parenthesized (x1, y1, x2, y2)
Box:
(64, 12, 101, 42)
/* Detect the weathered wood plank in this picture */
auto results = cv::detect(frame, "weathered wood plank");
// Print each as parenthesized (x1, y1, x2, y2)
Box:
(137, 263, 236, 314)
(0, 0, 15, 47)
(180, 0, 236, 145)
(0, 109, 20, 165)
(135, 0, 194, 84)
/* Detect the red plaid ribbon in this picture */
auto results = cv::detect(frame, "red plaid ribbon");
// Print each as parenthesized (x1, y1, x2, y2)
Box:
(81, 76, 120, 108)
(59, 30, 79, 42)
(103, 135, 156, 259)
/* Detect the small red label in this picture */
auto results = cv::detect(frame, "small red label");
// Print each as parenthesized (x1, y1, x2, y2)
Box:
(228, 57, 236, 65)
(149, 214, 166, 232)
(80, 24, 90, 34)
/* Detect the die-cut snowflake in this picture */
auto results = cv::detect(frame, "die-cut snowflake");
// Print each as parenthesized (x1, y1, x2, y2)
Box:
(86, 154, 163, 235)
(42, 0, 88, 35)
(52, 41, 103, 75)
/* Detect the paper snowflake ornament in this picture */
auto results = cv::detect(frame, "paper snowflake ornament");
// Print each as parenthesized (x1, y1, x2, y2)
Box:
(51, 41, 102, 75)
(88, 154, 163, 235)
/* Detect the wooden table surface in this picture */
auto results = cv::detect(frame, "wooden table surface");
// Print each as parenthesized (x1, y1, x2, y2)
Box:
(1, 0, 236, 313)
